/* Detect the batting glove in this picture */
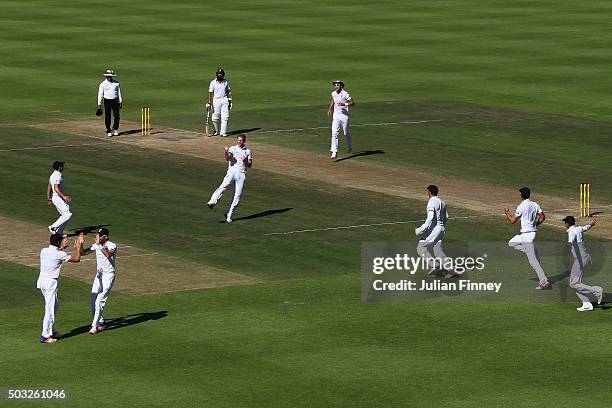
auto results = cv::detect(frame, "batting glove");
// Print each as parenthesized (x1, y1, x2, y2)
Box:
(228, 98, 233, 110)
(205, 103, 211, 111)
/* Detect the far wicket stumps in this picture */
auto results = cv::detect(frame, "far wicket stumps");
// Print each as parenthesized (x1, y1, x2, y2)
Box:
(141, 107, 151, 135)
(580, 182, 591, 217)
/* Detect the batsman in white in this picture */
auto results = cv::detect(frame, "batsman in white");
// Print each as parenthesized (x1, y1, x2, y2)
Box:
(206, 68, 232, 137)
(327, 80, 355, 159)
(207, 134, 252, 223)
(47, 161, 72, 235)
(414, 185, 456, 277)
(562, 216, 603, 311)
(37, 233, 84, 343)
(82, 228, 117, 334)
(504, 187, 550, 289)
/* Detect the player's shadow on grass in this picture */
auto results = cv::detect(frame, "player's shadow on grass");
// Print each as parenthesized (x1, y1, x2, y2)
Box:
(66, 224, 111, 237)
(334, 150, 385, 162)
(219, 208, 292, 223)
(227, 127, 261, 136)
(118, 128, 151, 137)
(60, 311, 168, 340)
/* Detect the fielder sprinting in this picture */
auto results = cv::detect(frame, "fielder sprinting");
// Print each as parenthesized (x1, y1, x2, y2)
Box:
(82, 228, 117, 334)
(206, 68, 232, 137)
(37, 233, 84, 343)
(207, 134, 252, 223)
(504, 187, 550, 289)
(562, 216, 603, 311)
(415, 185, 456, 277)
(327, 80, 355, 159)
(47, 161, 72, 235)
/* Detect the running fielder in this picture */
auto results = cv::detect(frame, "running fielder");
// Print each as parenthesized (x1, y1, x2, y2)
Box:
(415, 185, 456, 277)
(327, 80, 355, 159)
(82, 228, 117, 334)
(504, 187, 550, 289)
(562, 216, 603, 311)
(207, 134, 252, 223)
(206, 68, 232, 137)
(47, 161, 72, 235)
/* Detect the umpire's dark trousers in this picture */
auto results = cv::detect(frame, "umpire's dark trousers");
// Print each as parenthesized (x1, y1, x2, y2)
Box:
(103, 98, 120, 132)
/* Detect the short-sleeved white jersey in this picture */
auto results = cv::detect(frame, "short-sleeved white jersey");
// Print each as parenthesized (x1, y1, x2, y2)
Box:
(39, 246, 70, 279)
(90, 241, 117, 274)
(567, 224, 592, 244)
(209, 79, 231, 99)
(515, 199, 542, 233)
(49, 170, 64, 197)
(427, 196, 448, 227)
(227, 145, 252, 173)
(332, 90, 352, 116)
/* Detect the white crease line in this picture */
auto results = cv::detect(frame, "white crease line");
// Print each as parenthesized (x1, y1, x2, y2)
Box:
(264, 205, 612, 236)
(0, 142, 108, 152)
(254, 120, 442, 134)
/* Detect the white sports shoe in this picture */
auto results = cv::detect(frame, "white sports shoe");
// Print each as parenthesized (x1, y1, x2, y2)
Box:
(89, 327, 97, 335)
(330, 152, 337, 159)
(577, 304, 594, 312)
(107, 132, 113, 137)
(112, 130, 119, 136)
(536, 282, 551, 290)
(226, 218, 232, 223)
(48, 226, 55, 234)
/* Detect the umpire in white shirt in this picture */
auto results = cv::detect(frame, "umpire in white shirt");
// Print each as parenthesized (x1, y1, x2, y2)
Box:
(97, 69, 123, 137)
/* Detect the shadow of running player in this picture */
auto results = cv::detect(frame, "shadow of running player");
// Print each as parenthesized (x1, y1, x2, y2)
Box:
(65, 224, 111, 237)
(60, 311, 168, 340)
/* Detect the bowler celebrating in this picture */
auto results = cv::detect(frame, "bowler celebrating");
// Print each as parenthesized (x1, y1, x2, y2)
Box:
(504, 187, 550, 289)
(207, 134, 252, 222)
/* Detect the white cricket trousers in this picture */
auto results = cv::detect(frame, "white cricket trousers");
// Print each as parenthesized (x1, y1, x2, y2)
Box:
(91, 271, 115, 328)
(212, 98, 230, 135)
(331, 113, 351, 153)
(209, 171, 246, 219)
(508, 232, 548, 285)
(416, 225, 452, 271)
(50, 195, 72, 234)
(37, 277, 59, 338)
(569, 244, 601, 303)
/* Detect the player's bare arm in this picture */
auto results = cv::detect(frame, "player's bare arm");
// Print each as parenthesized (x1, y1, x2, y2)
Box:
(224, 147, 232, 161)
(68, 233, 84, 263)
(327, 100, 334, 117)
(337, 98, 354, 107)
(245, 157, 253, 168)
(536, 212, 546, 225)
(47, 181, 52, 205)
(504, 208, 520, 224)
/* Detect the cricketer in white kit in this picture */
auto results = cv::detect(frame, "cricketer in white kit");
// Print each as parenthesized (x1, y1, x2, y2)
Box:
(37, 233, 84, 343)
(207, 134, 252, 223)
(327, 80, 355, 159)
(206, 68, 232, 137)
(504, 187, 550, 289)
(82, 228, 117, 334)
(47, 161, 72, 235)
(415, 185, 456, 277)
(562, 216, 603, 311)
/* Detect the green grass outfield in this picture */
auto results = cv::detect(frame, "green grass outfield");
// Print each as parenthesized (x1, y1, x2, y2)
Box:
(1, 0, 612, 406)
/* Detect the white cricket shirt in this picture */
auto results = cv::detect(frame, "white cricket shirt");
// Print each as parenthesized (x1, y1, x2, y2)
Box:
(49, 170, 64, 197)
(39, 246, 70, 279)
(332, 90, 352, 116)
(97, 79, 122, 104)
(515, 199, 542, 233)
(567, 224, 592, 244)
(427, 196, 448, 227)
(91, 241, 117, 274)
(227, 145, 252, 173)
(209, 79, 231, 99)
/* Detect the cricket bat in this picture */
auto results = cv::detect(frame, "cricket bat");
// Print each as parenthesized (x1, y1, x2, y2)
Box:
(204, 110, 211, 137)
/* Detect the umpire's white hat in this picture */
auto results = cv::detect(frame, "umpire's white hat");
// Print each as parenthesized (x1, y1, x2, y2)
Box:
(103, 69, 116, 77)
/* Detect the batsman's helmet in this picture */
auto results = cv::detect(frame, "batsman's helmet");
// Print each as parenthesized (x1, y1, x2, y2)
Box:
(216, 68, 225, 79)
(332, 80, 344, 87)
